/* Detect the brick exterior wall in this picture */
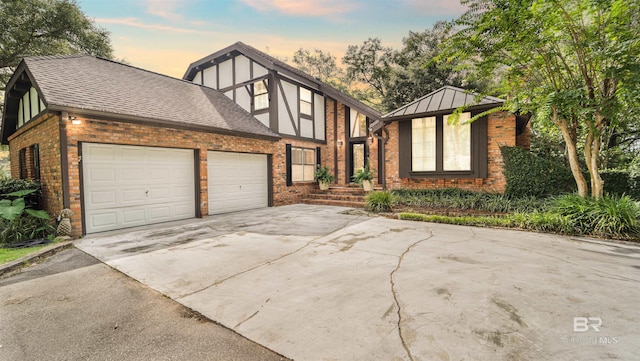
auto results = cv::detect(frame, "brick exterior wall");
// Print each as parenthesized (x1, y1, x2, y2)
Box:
(8, 113, 63, 217)
(9, 111, 330, 237)
(516, 120, 531, 150)
(384, 111, 519, 193)
(327, 99, 380, 187)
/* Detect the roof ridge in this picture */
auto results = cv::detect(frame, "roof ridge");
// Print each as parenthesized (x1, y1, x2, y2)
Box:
(24, 53, 89, 61)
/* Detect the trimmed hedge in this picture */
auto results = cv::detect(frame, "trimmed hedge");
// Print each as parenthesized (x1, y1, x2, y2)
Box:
(501, 146, 575, 197)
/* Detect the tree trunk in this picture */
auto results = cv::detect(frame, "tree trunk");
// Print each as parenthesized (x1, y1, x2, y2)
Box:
(585, 114, 605, 199)
(557, 114, 589, 197)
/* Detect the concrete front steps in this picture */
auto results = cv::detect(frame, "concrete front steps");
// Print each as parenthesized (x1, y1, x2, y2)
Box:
(300, 186, 368, 208)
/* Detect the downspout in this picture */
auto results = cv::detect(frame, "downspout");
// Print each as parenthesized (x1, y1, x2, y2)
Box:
(59, 112, 70, 209)
(333, 99, 338, 184)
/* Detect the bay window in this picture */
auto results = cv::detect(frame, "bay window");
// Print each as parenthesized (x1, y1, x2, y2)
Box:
(407, 112, 478, 175)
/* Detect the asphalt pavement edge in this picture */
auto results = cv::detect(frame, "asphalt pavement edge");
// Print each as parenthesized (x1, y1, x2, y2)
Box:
(0, 241, 74, 277)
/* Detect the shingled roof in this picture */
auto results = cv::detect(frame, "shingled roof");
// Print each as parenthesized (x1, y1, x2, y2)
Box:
(382, 86, 504, 119)
(183, 41, 382, 121)
(1, 54, 279, 143)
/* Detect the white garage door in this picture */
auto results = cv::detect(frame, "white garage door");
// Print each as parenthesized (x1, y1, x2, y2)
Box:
(208, 151, 268, 215)
(82, 143, 196, 233)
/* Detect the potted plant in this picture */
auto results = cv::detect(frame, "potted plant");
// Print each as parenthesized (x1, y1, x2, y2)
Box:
(352, 162, 374, 191)
(314, 165, 335, 191)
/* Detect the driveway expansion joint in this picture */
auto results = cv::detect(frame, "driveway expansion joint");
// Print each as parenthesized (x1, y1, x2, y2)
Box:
(175, 238, 318, 299)
(390, 231, 434, 361)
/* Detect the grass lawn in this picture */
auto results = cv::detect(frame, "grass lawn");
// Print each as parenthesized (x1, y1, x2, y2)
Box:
(0, 244, 53, 265)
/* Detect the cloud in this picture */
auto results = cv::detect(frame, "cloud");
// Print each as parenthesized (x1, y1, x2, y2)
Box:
(142, 0, 189, 21)
(95, 17, 205, 34)
(239, 0, 360, 17)
(400, 0, 468, 15)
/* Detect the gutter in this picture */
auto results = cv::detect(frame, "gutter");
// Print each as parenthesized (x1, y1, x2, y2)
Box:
(47, 105, 281, 142)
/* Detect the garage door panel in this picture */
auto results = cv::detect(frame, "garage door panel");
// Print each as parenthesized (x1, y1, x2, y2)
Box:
(88, 190, 117, 206)
(208, 151, 268, 215)
(121, 189, 146, 203)
(122, 168, 145, 181)
(122, 208, 146, 225)
(84, 143, 118, 161)
(83, 143, 195, 233)
(88, 212, 118, 228)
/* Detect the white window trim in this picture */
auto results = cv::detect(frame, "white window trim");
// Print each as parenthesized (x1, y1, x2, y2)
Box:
(443, 113, 471, 171)
(300, 88, 312, 116)
(291, 146, 316, 182)
(411, 116, 436, 171)
(253, 79, 269, 111)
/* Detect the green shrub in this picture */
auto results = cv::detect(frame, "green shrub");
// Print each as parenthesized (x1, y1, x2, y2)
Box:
(505, 212, 571, 234)
(0, 188, 54, 246)
(0, 178, 41, 208)
(0, 217, 54, 245)
(600, 169, 631, 197)
(365, 191, 392, 212)
(501, 146, 575, 197)
(398, 212, 509, 227)
(552, 194, 640, 239)
(390, 188, 549, 213)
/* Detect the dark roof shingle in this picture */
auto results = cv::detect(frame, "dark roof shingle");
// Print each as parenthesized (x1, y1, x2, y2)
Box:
(24, 54, 279, 139)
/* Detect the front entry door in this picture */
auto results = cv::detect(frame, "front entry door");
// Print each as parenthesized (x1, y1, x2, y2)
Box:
(349, 142, 367, 181)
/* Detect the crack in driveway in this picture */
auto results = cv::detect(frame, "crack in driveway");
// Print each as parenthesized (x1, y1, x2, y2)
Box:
(390, 230, 434, 361)
(175, 215, 368, 300)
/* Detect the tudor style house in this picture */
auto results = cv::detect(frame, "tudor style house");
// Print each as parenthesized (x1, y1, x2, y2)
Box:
(1, 42, 529, 237)
(1, 43, 381, 236)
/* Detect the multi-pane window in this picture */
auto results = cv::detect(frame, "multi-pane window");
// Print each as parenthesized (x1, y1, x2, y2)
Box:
(300, 88, 312, 116)
(411, 112, 471, 172)
(16, 86, 45, 128)
(253, 80, 269, 110)
(443, 113, 471, 171)
(411, 117, 436, 171)
(292, 147, 315, 182)
(351, 111, 367, 138)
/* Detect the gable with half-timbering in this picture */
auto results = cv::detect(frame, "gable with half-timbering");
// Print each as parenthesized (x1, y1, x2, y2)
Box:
(184, 44, 326, 142)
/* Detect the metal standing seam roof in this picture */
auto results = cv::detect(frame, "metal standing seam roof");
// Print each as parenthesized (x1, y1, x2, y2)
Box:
(183, 41, 383, 121)
(382, 86, 504, 119)
(13, 54, 280, 139)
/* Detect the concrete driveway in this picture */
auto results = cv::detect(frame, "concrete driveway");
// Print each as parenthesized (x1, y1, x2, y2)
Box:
(76, 204, 640, 361)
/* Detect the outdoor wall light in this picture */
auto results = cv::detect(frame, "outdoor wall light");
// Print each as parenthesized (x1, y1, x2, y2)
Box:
(69, 116, 81, 125)
(337, 139, 343, 147)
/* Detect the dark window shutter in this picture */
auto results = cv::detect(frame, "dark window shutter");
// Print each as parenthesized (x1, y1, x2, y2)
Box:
(398, 121, 411, 178)
(316, 147, 321, 167)
(286, 144, 292, 186)
(33, 144, 40, 180)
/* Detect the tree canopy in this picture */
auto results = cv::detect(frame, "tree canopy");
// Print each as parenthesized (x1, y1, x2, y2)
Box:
(0, 0, 113, 113)
(443, 0, 640, 198)
(292, 48, 342, 84)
